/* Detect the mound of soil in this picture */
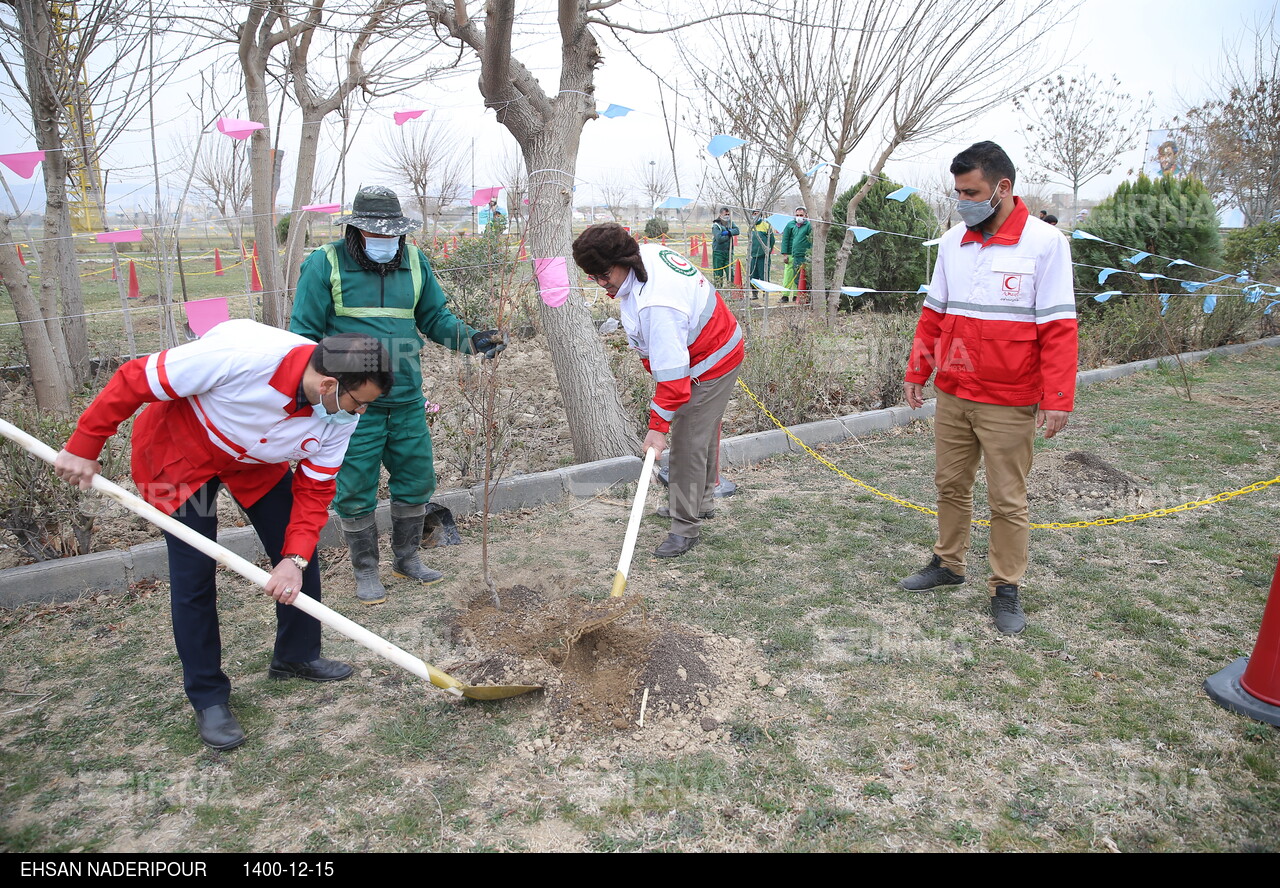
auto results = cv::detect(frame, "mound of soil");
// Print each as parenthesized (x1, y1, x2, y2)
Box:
(1030, 449, 1148, 517)
(448, 585, 725, 735)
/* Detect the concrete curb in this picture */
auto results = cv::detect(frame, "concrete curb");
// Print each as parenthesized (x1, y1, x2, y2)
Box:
(4, 335, 1278, 608)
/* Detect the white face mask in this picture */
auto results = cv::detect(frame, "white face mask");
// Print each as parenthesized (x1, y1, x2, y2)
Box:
(363, 236, 400, 263)
(795, 216, 807, 225)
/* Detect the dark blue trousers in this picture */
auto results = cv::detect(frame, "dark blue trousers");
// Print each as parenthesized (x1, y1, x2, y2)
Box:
(163, 472, 322, 710)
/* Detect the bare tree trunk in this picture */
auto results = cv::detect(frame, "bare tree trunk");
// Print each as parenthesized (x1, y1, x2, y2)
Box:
(14, 0, 84, 389)
(0, 215, 71, 412)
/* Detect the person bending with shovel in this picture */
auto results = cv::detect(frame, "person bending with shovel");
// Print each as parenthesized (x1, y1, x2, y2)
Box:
(572, 223, 744, 558)
(52, 321, 392, 751)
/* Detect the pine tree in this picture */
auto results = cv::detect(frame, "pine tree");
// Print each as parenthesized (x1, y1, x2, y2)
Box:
(827, 176, 938, 311)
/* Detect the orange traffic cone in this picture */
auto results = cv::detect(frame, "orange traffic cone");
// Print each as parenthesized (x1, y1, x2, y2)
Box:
(689, 236, 697, 255)
(1206, 554, 1280, 725)
(214, 248, 224, 276)
(518, 242, 528, 262)
(240, 241, 247, 260)
(734, 259, 743, 288)
(127, 260, 141, 299)
(16, 245, 24, 266)
(660, 234, 667, 246)
(797, 265, 807, 292)
(110, 263, 117, 282)
(252, 240, 259, 260)
(700, 241, 709, 268)
(250, 258, 263, 293)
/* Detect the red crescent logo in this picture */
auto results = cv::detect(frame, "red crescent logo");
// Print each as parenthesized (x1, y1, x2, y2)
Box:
(1004, 275, 1018, 289)
(300, 437, 319, 453)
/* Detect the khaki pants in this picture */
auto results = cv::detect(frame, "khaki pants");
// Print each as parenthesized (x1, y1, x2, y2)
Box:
(667, 366, 740, 539)
(933, 390, 1036, 595)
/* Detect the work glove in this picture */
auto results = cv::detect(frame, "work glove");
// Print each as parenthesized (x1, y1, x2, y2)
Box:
(471, 329, 507, 359)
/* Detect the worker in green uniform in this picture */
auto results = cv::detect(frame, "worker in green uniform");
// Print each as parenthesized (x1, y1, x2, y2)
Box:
(291, 186, 505, 605)
(780, 206, 812, 303)
(710, 207, 738, 289)
(747, 208, 775, 294)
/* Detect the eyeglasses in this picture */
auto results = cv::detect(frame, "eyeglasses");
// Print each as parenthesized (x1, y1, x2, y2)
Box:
(588, 271, 613, 286)
(340, 386, 375, 411)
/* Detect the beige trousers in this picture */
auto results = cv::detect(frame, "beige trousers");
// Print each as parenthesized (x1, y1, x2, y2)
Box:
(667, 366, 740, 539)
(933, 390, 1036, 595)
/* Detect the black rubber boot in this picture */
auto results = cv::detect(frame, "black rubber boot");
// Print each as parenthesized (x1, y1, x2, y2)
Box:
(390, 502, 444, 585)
(340, 514, 387, 605)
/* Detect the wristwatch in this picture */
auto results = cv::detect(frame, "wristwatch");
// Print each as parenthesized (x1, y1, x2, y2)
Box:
(285, 554, 309, 571)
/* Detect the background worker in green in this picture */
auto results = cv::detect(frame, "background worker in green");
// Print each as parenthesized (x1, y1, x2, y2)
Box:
(710, 207, 739, 288)
(780, 206, 812, 303)
(291, 186, 505, 605)
(747, 209, 775, 294)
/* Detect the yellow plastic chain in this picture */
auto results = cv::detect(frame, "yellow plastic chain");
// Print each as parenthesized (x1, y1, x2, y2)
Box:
(735, 378, 1279, 530)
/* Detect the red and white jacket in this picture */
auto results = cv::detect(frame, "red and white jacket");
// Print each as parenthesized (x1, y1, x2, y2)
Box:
(65, 319, 358, 559)
(906, 198, 1078, 410)
(617, 245, 744, 432)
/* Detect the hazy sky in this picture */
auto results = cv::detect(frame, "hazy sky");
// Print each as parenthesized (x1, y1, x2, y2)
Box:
(0, 0, 1273, 218)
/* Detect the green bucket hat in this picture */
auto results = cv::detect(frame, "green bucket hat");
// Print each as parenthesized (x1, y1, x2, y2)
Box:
(335, 185, 420, 236)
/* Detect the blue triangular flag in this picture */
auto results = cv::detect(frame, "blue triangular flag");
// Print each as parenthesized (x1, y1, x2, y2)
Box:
(1072, 229, 1105, 242)
(1098, 268, 1124, 284)
(804, 162, 830, 177)
(841, 287, 875, 297)
(1203, 294, 1217, 313)
(1167, 258, 1193, 267)
(1094, 291, 1122, 302)
(1180, 281, 1208, 293)
(1265, 300, 1279, 315)
(1160, 294, 1170, 315)
(849, 226, 880, 243)
(766, 212, 793, 232)
(655, 196, 692, 210)
(707, 135, 747, 157)
(885, 185, 918, 202)
(1125, 251, 1151, 265)
(1236, 270, 1251, 283)
(600, 104, 632, 118)
(916, 284, 930, 294)
(1138, 272, 1167, 281)
(1207, 274, 1232, 283)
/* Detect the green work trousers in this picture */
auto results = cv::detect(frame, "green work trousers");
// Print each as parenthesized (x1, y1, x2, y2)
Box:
(333, 401, 435, 520)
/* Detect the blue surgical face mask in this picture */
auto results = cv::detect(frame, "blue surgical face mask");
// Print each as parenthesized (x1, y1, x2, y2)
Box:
(312, 388, 359, 426)
(363, 236, 400, 263)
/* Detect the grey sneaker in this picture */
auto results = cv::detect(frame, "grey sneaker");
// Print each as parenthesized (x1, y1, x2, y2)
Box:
(899, 554, 965, 591)
(990, 584, 1026, 635)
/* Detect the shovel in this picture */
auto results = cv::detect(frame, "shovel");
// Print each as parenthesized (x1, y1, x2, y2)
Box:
(0, 418, 539, 701)
(611, 447, 658, 597)
(566, 447, 656, 642)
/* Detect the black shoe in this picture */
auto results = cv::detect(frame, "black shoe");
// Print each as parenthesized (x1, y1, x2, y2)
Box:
(196, 704, 245, 751)
(899, 554, 966, 591)
(655, 506, 715, 519)
(990, 585, 1026, 635)
(654, 533, 698, 558)
(268, 657, 354, 683)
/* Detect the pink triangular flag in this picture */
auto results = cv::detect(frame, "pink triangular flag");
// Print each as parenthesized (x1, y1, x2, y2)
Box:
(185, 297, 231, 337)
(96, 229, 144, 244)
(533, 257, 570, 307)
(393, 110, 427, 126)
(0, 151, 44, 178)
(301, 203, 341, 213)
(216, 117, 265, 140)
(470, 186, 503, 207)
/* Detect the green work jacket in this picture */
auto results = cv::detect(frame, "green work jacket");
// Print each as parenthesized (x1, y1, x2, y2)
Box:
(290, 241, 477, 407)
(781, 220, 812, 266)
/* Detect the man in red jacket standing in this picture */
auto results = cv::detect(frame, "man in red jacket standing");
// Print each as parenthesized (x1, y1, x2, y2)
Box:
(901, 142, 1077, 635)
